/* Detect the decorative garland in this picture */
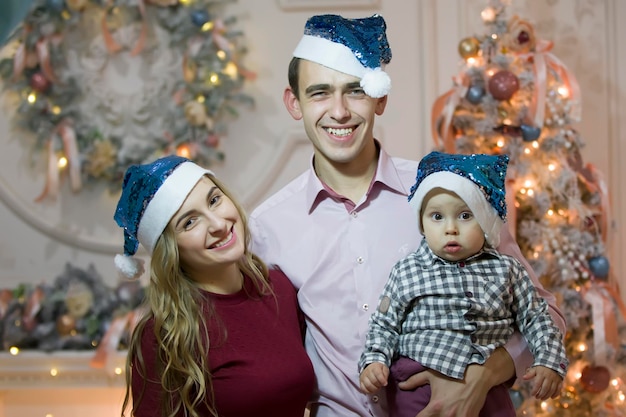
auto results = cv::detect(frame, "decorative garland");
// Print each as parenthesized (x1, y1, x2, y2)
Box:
(0, 0, 255, 201)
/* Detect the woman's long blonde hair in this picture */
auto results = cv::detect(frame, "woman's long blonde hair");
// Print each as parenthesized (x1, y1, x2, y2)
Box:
(121, 174, 272, 417)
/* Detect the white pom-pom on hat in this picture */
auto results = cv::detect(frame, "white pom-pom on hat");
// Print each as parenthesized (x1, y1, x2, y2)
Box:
(361, 68, 391, 98)
(114, 254, 145, 280)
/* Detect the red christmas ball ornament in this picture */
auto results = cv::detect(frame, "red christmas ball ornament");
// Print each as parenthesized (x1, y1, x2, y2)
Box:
(488, 70, 520, 101)
(30, 72, 51, 93)
(580, 365, 611, 393)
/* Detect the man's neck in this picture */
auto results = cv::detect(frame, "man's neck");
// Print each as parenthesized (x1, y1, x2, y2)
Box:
(314, 142, 379, 204)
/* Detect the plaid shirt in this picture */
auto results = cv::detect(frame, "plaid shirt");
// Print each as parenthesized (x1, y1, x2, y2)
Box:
(359, 239, 568, 380)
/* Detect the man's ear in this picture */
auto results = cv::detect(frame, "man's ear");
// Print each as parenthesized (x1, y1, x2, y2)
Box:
(283, 87, 303, 120)
(375, 95, 388, 116)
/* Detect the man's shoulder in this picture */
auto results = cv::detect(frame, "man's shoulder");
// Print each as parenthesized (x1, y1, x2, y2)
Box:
(387, 155, 419, 185)
(250, 170, 309, 220)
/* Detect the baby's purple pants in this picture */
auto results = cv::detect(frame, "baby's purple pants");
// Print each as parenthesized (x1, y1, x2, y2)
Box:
(387, 357, 515, 417)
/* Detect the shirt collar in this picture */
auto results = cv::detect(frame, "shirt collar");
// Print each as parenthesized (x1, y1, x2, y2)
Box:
(304, 140, 410, 212)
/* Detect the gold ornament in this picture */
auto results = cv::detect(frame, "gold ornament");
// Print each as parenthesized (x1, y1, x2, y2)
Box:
(56, 314, 77, 336)
(184, 101, 208, 127)
(458, 37, 481, 59)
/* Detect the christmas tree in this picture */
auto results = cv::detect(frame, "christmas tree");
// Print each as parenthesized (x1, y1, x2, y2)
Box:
(431, 1, 626, 415)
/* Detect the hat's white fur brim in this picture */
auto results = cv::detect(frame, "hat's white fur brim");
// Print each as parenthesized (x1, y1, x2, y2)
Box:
(293, 34, 368, 79)
(137, 162, 212, 253)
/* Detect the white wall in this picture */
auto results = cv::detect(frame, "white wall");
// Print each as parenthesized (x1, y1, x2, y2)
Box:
(0, 0, 624, 415)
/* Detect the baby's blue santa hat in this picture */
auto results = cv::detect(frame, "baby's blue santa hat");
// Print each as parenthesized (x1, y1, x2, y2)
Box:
(407, 151, 509, 248)
(113, 155, 213, 279)
(293, 14, 392, 98)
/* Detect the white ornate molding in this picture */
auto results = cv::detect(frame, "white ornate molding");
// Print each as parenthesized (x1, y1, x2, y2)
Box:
(0, 351, 127, 390)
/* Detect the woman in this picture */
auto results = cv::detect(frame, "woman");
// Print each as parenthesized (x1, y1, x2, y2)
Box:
(114, 155, 315, 417)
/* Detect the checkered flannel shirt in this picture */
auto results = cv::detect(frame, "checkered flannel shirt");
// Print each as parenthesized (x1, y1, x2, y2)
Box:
(359, 239, 568, 379)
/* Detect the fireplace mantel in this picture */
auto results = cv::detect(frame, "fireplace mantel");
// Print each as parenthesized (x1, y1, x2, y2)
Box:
(0, 350, 127, 390)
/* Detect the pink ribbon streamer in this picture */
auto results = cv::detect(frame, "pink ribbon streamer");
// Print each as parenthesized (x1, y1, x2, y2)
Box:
(431, 74, 468, 152)
(34, 119, 82, 202)
(91, 307, 145, 374)
(58, 120, 82, 193)
(520, 39, 581, 128)
(582, 281, 626, 366)
(34, 139, 60, 202)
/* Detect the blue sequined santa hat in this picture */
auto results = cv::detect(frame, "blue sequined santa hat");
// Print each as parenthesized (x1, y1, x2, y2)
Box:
(407, 151, 509, 248)
(113, 155, 213, 279)
(293, 14, 392, 98)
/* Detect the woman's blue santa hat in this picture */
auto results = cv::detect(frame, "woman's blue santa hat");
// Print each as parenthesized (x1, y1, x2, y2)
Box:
(407, 151, 509, 248)
(293, 14, 392, 98)
(113, 155, 213, 279)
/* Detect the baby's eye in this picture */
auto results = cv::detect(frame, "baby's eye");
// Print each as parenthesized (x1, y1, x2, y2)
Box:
(431, 213, 443, 221)
(459, 211, 474, 220)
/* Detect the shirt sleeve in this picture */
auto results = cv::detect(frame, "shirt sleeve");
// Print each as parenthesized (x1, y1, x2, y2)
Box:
(509, 262, 569, 377)
(358, 262, 405, 373)
(497, 227, 567, 380)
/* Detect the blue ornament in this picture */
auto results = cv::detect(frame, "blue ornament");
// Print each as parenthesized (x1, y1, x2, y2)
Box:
(588, 255, 610, 279)
(520, 124, 541, 142)
(465, 84, 485, 105)
(190, 9, 210, 27)
(46, 0, 65, 13)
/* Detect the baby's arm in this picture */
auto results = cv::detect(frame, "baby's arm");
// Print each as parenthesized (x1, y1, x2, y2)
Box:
(523, 366, 564, 400)
(359, 362, 390, 394)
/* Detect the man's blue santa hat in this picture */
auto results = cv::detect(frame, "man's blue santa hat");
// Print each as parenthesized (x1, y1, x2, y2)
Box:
(293, 14, 392, 98)
(407, 151, 509, 248)
(113, 155, 213, 279)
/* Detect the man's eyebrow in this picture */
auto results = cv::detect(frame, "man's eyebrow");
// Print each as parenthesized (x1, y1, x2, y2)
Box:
(304, 83, 331, 95)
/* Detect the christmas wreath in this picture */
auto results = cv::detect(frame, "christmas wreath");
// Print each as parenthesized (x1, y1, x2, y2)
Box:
(0, 0, 255, 201)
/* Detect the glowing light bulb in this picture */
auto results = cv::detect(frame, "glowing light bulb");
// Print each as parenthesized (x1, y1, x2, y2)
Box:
(201, 21, 214, 32)
(115, 367, 123, 375)
(577, 343, 587, 352)
(548, 163, 556, 171)
(27, 93, 37, 103)
(177, 145, 191, 159)
(222, 62, 239, 79)
(57, 156, 68, 169)
(9, 346, 19, 355)
(496, 139, 505, 147)
(481, 7, 497, 22)
(216, 50, 226, 60)
(557, 86, 569, 98)
(50, 368, 58, 377)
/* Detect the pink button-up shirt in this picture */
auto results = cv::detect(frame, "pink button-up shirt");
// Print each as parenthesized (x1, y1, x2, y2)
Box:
(249, 147, 565, 417)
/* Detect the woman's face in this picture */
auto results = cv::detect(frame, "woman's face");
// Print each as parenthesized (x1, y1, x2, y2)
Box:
(169, 176, 245, 280)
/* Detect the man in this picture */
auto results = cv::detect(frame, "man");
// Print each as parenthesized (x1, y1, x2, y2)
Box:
(249, 14, 565, 417)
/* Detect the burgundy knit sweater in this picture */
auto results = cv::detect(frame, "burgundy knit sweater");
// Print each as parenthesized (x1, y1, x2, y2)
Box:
(131, 269, 315, 417)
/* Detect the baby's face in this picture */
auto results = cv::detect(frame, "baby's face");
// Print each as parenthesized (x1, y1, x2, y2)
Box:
(421, 190, 485, 262)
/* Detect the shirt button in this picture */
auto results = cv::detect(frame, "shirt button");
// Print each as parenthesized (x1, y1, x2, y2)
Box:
(459, 261, 466, 267)
(362, 304, 369, 311)
(465, 291, 473, 298)
(357, 256, 364, 264)
(372, 395, 379, 403)
(351, 211, 358, 218)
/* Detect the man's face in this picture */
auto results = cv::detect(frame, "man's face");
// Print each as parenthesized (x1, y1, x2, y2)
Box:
(283, 60, 387, 168)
